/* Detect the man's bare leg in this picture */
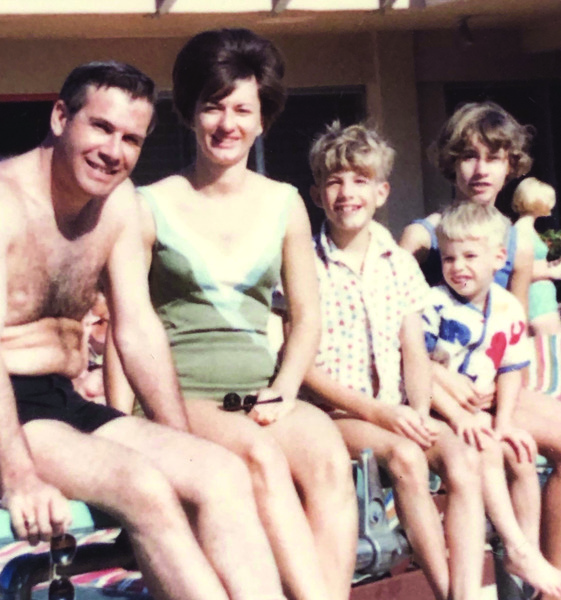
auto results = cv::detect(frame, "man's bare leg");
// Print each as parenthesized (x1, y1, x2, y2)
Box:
(477, 438, 561, 597)
(336, 417, 449, 600)
(24, 419, 284, 600)
(181, 399, 337, 600)
(268, 403, 357, 600)
(426, 424, 485, 600)
(515, 389, 561, 600)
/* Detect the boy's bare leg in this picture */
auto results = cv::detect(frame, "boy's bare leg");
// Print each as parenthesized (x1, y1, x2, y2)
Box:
(177, 399, 336, 600)
(24, 418, 285, 600)
(504, 445, 541, 548)
(477, 437, 561, 596)
(426, 423, 485, 600)
(336, 417, 449, 600)
(268, 403, 358, 600)
(514, 389, 561, 600)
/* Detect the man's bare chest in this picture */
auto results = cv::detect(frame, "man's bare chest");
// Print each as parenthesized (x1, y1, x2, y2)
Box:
(7, 223, 110, 323)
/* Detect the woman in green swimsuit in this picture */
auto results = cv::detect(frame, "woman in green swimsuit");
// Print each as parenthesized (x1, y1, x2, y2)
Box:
(109, 28, 357, 600)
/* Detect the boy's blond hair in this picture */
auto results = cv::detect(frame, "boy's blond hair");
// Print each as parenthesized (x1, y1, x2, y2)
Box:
(436, 202, 510, 249)
(436, 101, 533, 182)
(512, 177, 556, 217)
(309, 121, 395, 185)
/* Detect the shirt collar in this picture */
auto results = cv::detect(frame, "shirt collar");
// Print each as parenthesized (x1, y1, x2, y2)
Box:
(443, 281, 492, 317)
(317, 220, 396, 265)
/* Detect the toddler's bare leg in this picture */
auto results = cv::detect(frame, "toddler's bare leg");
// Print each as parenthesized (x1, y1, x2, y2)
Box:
(479, 437, 561, 597)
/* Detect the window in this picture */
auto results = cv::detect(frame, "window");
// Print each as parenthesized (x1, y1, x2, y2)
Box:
(0, 86, 366, 232)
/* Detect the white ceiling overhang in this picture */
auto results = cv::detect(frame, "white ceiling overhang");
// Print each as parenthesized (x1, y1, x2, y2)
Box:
(1, 0, 415, 15)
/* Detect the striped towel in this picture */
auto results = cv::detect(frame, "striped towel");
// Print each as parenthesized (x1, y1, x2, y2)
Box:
(525, 334, 561, 399)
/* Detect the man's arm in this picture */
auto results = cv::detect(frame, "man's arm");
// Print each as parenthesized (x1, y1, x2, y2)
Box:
(0, 211, 71, 542)
(103, 182, 188, 430)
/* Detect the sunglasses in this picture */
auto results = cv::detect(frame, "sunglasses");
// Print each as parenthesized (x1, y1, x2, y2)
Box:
(48, 534, 77, 600)
(222, 392, 283, 413)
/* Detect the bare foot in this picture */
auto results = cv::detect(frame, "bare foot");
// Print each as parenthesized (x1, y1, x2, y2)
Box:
(503, 542, 561, 599)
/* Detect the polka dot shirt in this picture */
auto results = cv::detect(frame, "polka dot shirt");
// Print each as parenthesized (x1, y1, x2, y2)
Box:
(313, 221, 430, 406)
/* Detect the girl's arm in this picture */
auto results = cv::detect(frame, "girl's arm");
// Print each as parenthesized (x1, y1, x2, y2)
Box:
(398, 222, 433, 264)
(493, 369, 535, 462)
(493, 369, 521, 432)
(510, 232, 533, 317)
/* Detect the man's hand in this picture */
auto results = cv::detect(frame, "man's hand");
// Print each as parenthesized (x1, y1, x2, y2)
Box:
(248, 387, 296, 426)
(2, 476, 72, 544)
(373, 404, 437, 449)
(451, 410, 496, 450)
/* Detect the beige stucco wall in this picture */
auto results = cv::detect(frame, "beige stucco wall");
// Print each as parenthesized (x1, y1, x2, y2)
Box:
(0, 32, 378, 94)
(0, 31, 425, 234)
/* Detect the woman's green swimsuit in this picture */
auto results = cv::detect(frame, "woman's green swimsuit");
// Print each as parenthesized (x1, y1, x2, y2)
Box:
(139, 184, 297, 400)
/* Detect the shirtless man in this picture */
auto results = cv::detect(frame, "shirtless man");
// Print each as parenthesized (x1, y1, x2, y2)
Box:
(0, 61, 284, 600)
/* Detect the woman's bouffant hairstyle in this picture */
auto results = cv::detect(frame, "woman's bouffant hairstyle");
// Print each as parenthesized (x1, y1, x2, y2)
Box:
(172, 28, 286, 133)
(309, 121, 395, 185)
(512, 177, 556, 216)
(436, 101, 534, 182)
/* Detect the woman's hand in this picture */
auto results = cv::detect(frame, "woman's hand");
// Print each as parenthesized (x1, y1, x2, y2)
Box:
(248, 387, 296, 426)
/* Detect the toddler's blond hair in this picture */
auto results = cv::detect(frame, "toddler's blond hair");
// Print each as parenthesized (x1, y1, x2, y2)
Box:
(436, 202, 510, 249)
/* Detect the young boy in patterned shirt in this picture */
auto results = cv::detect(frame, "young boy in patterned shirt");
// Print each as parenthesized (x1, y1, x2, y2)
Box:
(426, 201, 561, 597)
(302, 122, 486, 600)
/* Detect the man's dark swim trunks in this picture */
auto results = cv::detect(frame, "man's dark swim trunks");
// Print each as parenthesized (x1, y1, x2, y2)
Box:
(11, 374, 125, 433)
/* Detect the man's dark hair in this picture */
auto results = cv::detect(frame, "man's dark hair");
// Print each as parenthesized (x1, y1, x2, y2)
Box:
(59, 61, 158, 133)
(172, 28, 286, 133)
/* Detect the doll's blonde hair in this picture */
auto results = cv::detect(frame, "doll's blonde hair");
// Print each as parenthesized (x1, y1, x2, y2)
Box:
(512, 177, 556, 217)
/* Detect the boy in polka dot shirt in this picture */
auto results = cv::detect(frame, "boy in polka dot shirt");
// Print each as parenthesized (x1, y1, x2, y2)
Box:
(302, 122, 486, 600)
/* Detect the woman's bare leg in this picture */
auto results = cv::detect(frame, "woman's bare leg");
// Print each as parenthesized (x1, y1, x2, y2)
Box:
(184, 399, 334, 600)
(268, 404, 357, 600)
